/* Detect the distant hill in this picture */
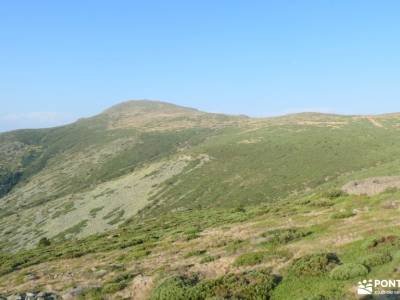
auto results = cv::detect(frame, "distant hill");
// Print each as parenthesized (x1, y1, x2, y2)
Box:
(1, 100, 400, 250)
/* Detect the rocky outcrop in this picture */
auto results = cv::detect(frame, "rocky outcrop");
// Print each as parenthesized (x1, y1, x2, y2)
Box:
(0, 292, 59, 300)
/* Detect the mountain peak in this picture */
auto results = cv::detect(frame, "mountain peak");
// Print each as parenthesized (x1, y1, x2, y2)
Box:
(101, 100, 209, 130)
(103, 100, 199, 115)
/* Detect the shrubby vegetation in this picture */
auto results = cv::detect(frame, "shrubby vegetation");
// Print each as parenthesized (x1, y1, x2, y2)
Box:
(199, 255, 219, 264)
(37, 237, 51, 247)
(361, 252, 392, 268)
(234, 252, 267, 267)
(329, 263, 368, 280)
(288, 253, 340, 276)
(362, 235, 400, 250)
(323, 190, 347, 199)
(261, 228, 311, 245)
(0, 207, 259, 276)
(331, 210, 355, 219)
(0, 169, 22, 198)
(150, 270, 280, 300)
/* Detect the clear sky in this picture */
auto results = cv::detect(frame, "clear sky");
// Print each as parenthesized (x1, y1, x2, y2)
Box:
(1, 1, 400, 131)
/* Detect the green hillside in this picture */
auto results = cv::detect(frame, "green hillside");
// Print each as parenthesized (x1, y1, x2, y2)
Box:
(1, 100, 400, 299)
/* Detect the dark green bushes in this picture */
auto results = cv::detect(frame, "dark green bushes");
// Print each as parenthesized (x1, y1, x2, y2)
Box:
(77, 272, 136, 298)
(38, 237, 51, 247)
(329, 263, 368, 280)
(0, 207, 254, 277)
(361, 252, 392, 268)
(150, 270, 280, 300)
(0, 169, 22, 198)
(309, 199, 334, 207)
(288, 253, 340, 276)
(234, 252, 266, 267)
(362, 235, 400, 250)
(323, 190, 347, 199)
(261, 228, 310, 245)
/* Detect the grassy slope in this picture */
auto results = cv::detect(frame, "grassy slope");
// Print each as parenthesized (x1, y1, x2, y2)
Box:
(146, 117, 400, 213)
(1, 101, 400, 298)
(1, 188, 400, 299)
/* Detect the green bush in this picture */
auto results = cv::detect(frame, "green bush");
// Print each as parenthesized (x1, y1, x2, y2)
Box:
(184, 227, 202, 241)
(78, 288, 104, 300)
(324, 190, 347, 199)
(101, 272, 135, 294)
(233, 252, 266, 267)
(309, 199, 334, 207)
(102, 282, 127, 293)
(289, 253, 340, 276)
(329, 263, 369, 280)
(262, 228, 310, 245)
(362, 236, 400, 250)
(149, 275, 198, 300)
(361, 252, 392, 268)
(38, 237, 51, 247)
(150, 270, 280, 300)
(200, 255, 219, 264)
(331, 211, 355, 219)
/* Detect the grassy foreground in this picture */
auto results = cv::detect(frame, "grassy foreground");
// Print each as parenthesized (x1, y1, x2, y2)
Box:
(2, 187, 400, 299)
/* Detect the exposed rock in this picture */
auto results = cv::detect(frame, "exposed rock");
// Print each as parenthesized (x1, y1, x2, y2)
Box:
(342, 176, 400, 196)
(61, 287, 84, 300)
(1, 292, 59, 300)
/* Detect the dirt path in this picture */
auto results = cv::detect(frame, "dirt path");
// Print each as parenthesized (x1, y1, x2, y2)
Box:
(367, 117, 384, 128)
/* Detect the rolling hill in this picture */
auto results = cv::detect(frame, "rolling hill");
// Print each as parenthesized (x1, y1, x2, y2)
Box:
(1, 100, 400, 299)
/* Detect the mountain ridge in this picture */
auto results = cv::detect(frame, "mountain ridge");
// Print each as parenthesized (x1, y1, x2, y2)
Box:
(2, 100, 400, 298)
(3, 99, 400, 135)
(0, 100, 400, 246)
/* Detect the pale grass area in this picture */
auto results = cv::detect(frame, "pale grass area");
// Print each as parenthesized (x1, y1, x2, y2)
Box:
(343, 176, 400, 196)
(0, 155, 205, 250)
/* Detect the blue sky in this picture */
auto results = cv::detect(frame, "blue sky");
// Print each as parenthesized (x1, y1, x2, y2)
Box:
(1, 1, 400, 131)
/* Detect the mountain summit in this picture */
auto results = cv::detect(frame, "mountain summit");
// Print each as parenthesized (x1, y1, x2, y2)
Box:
(100, 99, 243, 131)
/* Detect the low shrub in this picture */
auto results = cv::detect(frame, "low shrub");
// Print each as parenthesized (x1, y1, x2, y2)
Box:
(362, 236, 399, 250)
(77, 287, 104, 300)
(149, 270, 280, 300)
(361, 252, 392, 268)
(309, 199, 334, 207)
(101, 272, 136, 294)
(324, 190, 347, 199)
(289, 252, 340, 276)
(181, 226, 203, 241)
(329, 263, 369, 280)
(331, 211, 355, 219)
(233, 252, 266, 267)
(38, 237, 51, 247)
(200, 255, 219, 264)
(102, 282, 126, 293)
(184, 249, 207, 258)
(261, 228, 310, 245)
(149, 275, 199, 300)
